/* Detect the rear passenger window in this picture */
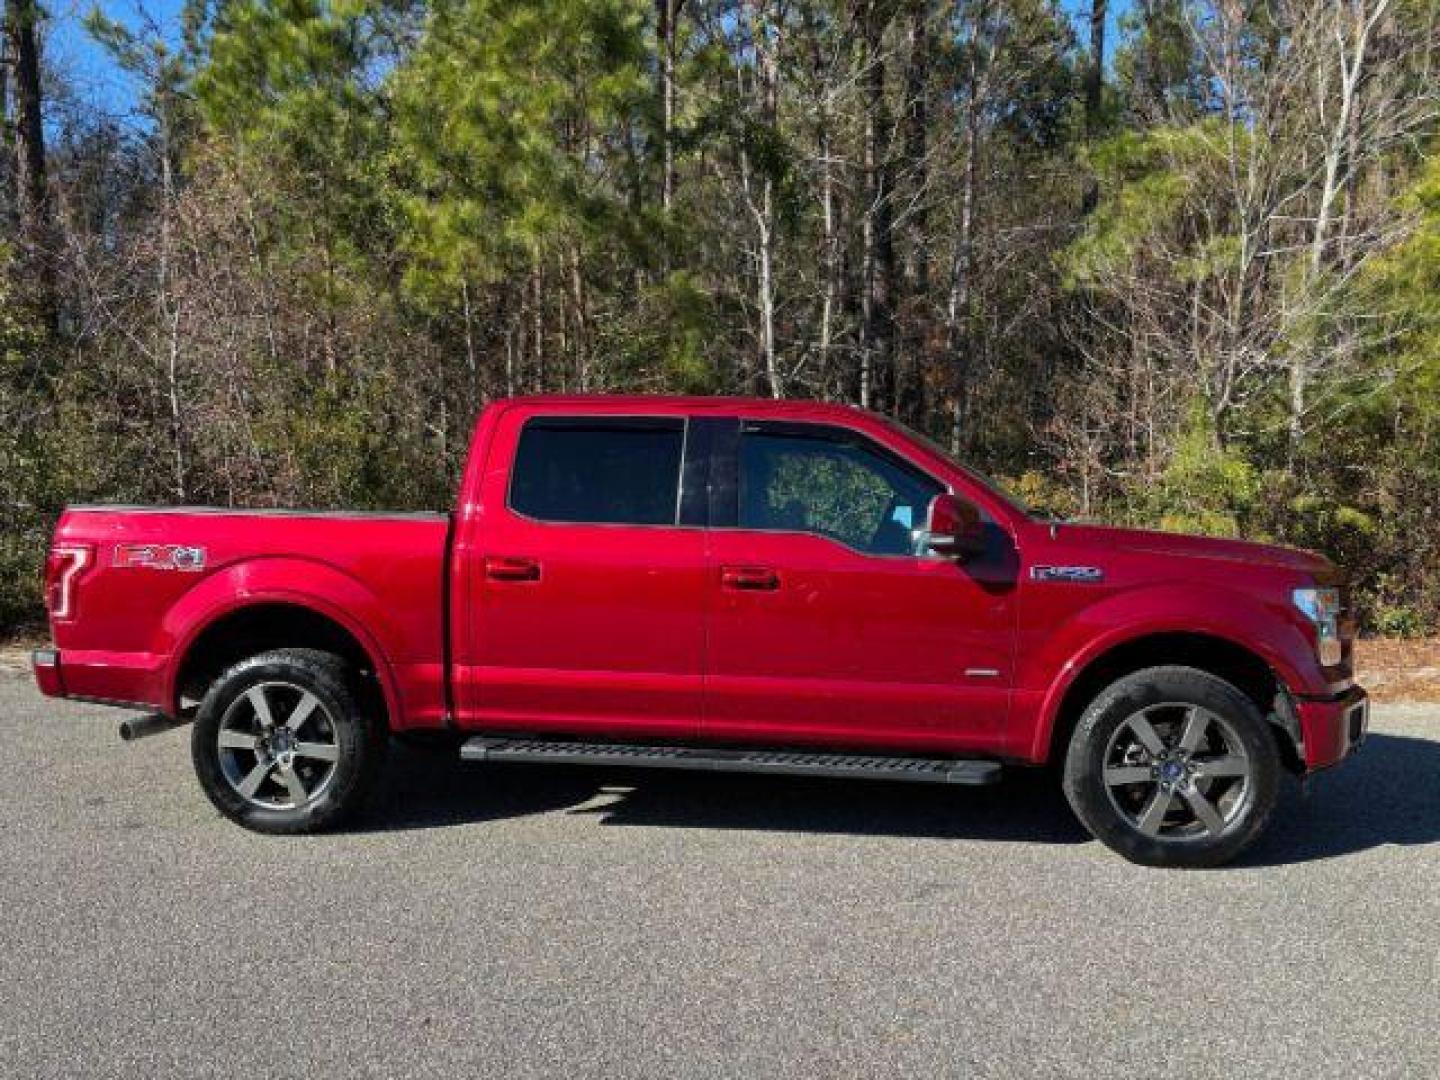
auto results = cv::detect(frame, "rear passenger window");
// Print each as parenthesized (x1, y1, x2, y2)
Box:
(510, 419, 685, 525)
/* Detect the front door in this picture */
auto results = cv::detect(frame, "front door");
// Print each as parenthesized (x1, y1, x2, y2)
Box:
(703, 420, 1017, 754)
(458, 411, 706, 739)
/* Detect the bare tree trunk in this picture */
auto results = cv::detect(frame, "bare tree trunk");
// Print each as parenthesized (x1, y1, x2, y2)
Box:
(5, 0, 56, 331)
(0, 32, 10, 217)
(1081, 0, 1107, 214)
(530, 257, 545, 391)
(946, 10, 988, 453)
(859, 1, 895, 413)
(817, 98, 838, 391)
(1085, 0, 1107, 129)
(900, 0, 931, 424)
(656, 0, 684, 212)
(1291, 0, 1390, 454)
(460, 279, 478, 407)
(569, 245, 589, 391)
(505, 324, 517, 398)
(158, 111, 186, 500)
(739, 2, 783, 397)
(806, 8, 839, 394)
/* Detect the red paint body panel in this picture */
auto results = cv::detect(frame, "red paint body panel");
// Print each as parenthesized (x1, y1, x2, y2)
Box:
(703, 529, 1014, 751)
(36, 394, 1364, 773)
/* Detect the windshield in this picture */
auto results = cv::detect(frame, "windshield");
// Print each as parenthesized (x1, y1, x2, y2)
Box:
(879, 418, 1033, 517)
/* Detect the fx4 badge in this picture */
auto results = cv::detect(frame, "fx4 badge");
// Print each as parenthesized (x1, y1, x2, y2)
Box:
(1031, 564, 1104, 584)
(115, 544, 206, 572)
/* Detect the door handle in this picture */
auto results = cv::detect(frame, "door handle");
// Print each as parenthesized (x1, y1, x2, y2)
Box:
(721, 565, 780, 591)
(484, 556, 541, 582)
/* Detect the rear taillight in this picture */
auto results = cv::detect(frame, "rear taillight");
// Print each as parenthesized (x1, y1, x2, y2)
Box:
(45, 543, 93, 622)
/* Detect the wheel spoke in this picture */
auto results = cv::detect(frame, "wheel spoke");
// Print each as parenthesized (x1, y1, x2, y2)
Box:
(247, 686, 276, 730)
(1182, 786, 1226, 835)
(237, 759, 274, 799)
(1104, 765, 1153, 786)
(1194, 755, 1247, 779)
(279, 763, 309, 807)
(1127, 713, 1168, 756)
(285, 692, 322, 733)
(218, 729, 260, 752)
(295, 742, 338, 763)
(1177, 707, 1210, 753)
(1136, 788, 1174, 836)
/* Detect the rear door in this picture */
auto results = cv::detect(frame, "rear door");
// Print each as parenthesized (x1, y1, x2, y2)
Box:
(457, 410, 708, 738)
(702, 419, 1016, 753)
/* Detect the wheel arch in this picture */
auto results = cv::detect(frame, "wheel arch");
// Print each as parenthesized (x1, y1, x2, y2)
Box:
(167, 599, 396, 727)
(1040, 631, 1303, 772)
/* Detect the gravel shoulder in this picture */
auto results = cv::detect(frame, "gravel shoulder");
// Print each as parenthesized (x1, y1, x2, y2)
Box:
(1, 672, 1437, 1079)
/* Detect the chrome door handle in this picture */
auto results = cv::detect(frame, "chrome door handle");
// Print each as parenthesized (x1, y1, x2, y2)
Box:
(484, 556, 541, 582)
(721, 565, 780, 591)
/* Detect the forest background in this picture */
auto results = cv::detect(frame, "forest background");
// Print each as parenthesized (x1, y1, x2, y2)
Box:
(2, 0, 1438, 635)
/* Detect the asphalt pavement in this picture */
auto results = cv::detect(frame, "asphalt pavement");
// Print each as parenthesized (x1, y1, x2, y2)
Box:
(1, 672, 1437, 1078)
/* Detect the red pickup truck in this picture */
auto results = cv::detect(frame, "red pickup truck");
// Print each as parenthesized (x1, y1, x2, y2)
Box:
(34, 395, 1367, 866)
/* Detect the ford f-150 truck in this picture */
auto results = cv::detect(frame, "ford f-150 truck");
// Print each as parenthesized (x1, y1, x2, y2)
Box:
(33, 395, 1368, 866)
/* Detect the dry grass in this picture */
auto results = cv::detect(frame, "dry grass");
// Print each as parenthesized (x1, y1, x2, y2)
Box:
(1355, 638, 1440, 703)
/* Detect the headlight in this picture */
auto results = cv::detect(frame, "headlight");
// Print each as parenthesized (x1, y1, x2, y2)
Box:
(1292, 587, 1342, 667)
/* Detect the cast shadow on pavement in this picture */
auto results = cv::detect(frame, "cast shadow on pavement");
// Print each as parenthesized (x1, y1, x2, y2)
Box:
(366, 733, 1440, 865)
(1237, 732, 1440, 867)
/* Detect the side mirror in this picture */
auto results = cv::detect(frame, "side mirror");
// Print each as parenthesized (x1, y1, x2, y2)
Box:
(925, 493, 986, 561)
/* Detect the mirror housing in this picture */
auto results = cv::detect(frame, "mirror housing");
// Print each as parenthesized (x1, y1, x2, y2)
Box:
(925, 493, 986, 561)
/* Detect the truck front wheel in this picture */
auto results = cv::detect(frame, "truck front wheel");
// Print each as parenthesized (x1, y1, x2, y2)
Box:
(191, 648, 386, 834)
(1062, 666, 1281, 868)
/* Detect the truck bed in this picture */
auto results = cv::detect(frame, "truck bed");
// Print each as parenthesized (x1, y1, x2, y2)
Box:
(44, 505, 451, 725)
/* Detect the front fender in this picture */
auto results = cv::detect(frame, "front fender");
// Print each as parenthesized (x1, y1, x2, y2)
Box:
(158, 556, 403, 722)
(1019, 583, 1323, 762)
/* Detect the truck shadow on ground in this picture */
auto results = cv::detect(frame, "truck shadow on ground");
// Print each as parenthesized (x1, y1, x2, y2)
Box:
(367, 732, 1440, 866)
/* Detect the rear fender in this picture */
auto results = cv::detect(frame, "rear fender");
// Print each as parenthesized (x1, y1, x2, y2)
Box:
(159, 557, 402, 724)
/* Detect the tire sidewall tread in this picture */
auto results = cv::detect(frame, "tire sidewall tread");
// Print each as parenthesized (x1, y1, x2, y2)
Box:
(191, 648, 385, 834)
(1062, 665, 1280, 869)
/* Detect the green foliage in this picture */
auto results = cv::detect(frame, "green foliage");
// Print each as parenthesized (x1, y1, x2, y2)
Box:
(1063, 123, 1237, 287)
(1114, 0, 1203, 118)
(388, 0, 651, 298)
(1362, 149, 1440, 389)
(1008, 471, 1081, 521)
(1140, 405, 1260, 538)
(0, 244, 42, 370)
(196, 0, 394, 301)
(0, 246, 53, 630)
(599, 271, 724, 392)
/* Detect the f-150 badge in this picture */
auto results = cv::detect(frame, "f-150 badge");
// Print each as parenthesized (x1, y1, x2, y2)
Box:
(114, 544, 206, 571)
(1031, 564, 1104, 583)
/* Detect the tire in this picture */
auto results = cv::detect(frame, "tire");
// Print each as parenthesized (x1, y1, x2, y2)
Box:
(191, 648, 386, 834)
(1062, 665, 1280, 868)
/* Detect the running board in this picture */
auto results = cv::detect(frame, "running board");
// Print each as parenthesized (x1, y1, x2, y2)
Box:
(459, 737, 1001, 785)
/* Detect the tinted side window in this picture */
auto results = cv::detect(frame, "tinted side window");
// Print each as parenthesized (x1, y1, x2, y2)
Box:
(510, 419, 685, 525)
(739, 429, 944, 555)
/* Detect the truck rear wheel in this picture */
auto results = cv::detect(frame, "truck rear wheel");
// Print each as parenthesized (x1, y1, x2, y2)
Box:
(1062, 666, 1280, 868)
(191, 648, 386, 834)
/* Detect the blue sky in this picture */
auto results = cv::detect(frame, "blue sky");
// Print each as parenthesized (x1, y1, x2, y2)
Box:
(47, 0, 1127, 124)
(46, 0, 186, 121)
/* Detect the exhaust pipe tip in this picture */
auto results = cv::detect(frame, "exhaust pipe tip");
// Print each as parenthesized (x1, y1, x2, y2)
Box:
(119, 714, 185, 742)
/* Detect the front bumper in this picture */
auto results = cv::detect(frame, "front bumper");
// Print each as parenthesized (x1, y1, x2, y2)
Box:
(1295, 684, 1368, 771)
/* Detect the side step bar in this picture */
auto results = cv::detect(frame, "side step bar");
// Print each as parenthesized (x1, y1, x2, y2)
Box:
(460, 737, 1001, 785)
